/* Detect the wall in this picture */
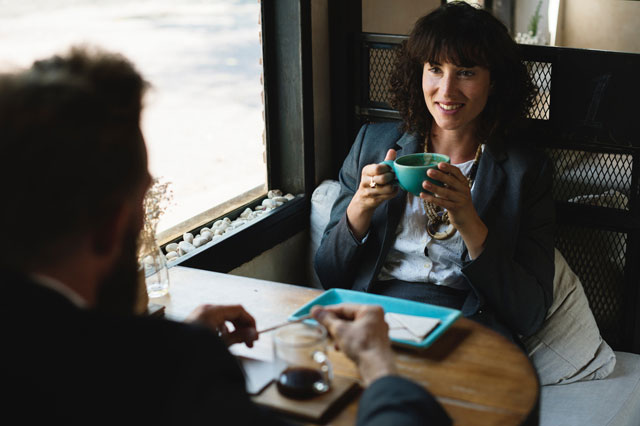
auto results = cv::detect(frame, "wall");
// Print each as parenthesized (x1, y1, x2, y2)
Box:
(558, 0, 640, 53)
(362, 0, 441, 34)
(229, 230, 312, 286)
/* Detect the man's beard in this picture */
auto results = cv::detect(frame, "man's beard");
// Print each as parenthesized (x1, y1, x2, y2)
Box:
(93, 225, 140, 316)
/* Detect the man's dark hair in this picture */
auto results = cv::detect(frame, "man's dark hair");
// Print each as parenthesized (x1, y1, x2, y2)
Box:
(389, 1, 536, 143)
(0, 46, 149, 269)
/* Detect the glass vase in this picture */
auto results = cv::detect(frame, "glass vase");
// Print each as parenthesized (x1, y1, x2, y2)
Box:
(142, 246, 170, 298)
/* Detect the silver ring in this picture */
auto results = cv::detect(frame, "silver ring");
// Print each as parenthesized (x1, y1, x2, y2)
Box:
(369, 176, 377, 188)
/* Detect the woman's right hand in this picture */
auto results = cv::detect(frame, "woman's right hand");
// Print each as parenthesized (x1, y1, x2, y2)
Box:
(346, 149, 398, 240)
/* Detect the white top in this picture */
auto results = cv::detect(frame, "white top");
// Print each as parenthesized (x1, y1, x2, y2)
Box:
(377, 155, 478, 290)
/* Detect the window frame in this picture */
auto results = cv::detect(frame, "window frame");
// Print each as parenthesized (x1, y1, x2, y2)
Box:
(165, 0, 315, 273)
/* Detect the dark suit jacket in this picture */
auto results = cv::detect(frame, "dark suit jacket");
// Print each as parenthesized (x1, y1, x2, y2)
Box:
(0, 270, 450, 426)
(315, 122, 555, 341)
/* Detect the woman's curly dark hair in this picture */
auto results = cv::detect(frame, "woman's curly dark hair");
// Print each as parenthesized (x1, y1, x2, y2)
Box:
(389, 1, 536, 143)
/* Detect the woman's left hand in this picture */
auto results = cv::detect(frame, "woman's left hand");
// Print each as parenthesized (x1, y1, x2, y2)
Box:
(420, 162, 488, 258)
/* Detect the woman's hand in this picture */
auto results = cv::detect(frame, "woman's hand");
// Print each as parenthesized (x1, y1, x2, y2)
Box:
(346, 149, 399, 240)
(420, 162, 488, 258)
(186, 304, 258, 348)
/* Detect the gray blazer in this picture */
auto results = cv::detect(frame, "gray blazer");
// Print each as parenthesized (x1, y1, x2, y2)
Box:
(314, 122, 555, 340)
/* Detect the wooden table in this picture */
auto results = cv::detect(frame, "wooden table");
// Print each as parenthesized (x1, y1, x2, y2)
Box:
(156, 266, 539, 425)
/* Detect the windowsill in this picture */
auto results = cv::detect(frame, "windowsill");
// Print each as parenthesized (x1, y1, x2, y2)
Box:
(164, 194, 310, 273)
(156, 184, 267, 246)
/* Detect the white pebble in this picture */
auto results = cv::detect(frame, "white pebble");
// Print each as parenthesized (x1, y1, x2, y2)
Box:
(254, 205, 266, 211)
(200, 227, 211, 235)
(285, 193, 295, 200)
(273, 196, 288, 203)
(223, 217, 231, 224)
(212, 220, 224, 228)
(262, 198, 276, 208)
(166, 251, 179, 261)
(193, 236, 207, 248)
(275, 201, 283, 207)
(165, 243, 179, 253)
(182, 232, 194, 244)
(268, 189, 283, 199)
(240, 208, 252, 218)
(178, 241, 196, 254)
(201, 230, 213, 241)
(214, 228, 224, 236)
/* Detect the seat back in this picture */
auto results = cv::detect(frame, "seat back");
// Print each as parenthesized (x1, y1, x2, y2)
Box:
(353, 34, 640, 353)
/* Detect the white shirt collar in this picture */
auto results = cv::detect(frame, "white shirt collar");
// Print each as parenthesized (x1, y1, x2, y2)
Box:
(30, 273, 88, 309)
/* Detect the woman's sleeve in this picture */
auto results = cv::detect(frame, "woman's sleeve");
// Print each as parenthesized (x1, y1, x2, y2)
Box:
(314, 124, 371, 290)
(462, 155, 555, 338)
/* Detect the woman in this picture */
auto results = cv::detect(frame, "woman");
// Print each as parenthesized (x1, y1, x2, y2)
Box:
(314, 2, 555, 342)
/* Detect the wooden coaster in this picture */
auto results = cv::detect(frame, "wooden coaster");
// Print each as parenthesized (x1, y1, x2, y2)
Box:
(146, 303, 165, 318)
(252, 375, 361, 423)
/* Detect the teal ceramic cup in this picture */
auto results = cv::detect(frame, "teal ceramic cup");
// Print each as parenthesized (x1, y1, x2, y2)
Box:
(380, 153, 451, 196)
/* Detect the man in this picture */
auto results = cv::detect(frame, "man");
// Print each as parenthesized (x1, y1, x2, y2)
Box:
(0, 47, 450, 425)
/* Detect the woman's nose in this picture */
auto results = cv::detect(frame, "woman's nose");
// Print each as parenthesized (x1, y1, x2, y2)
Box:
(439, 73, 457, 96)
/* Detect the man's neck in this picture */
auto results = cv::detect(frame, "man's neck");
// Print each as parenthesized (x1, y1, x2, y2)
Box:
(31, 248, 103, 308)
(30, 273, 88, 308)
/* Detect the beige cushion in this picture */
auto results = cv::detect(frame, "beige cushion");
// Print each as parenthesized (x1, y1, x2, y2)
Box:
(309, 180, 342, 288)
(524, 249, 616, 385)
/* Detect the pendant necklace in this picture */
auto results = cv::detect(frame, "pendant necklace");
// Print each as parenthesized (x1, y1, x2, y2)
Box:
(423, 140, 483, 241)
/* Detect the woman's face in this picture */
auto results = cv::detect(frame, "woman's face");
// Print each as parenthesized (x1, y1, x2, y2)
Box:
(422, 61, 491, 135)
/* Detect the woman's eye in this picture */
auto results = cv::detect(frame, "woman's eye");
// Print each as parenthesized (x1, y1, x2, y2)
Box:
(459, 69, 475, 77)
(429, 67, 441, 73)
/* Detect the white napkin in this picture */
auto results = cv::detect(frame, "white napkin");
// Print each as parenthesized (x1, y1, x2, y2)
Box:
(385, 312, 440, 343)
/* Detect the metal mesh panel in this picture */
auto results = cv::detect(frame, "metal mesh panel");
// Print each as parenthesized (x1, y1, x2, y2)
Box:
(546, 148, 632, 210)
(368, 47, 397, 104)
(525, 61, 551, 120)
(556, 227, 627, 348)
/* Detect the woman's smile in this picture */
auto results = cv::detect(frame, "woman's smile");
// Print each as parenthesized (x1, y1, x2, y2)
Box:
(436, 102, 463, 113)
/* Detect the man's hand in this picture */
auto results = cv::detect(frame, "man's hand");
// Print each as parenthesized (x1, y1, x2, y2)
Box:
(186, 304, 258, 348)
(312, 303, 397, 386)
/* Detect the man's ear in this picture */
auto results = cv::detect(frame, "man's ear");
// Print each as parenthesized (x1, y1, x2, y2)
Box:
(92, 202, 132, 259)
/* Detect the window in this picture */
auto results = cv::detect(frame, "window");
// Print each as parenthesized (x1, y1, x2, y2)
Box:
(0, 0, 266, 240)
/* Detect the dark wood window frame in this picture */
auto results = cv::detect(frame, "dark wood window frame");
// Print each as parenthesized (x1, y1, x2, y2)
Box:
(168, 0, 315, 273)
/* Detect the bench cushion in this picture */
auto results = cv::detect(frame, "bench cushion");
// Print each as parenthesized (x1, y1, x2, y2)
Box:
(310, 180, 341, 288)
(523, 249, 616, 385)
(540, 351, 640, 426)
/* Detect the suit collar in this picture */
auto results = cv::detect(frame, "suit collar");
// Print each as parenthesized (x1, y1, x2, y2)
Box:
(472, 144, 506, 220)
(394, 132, 422, 156)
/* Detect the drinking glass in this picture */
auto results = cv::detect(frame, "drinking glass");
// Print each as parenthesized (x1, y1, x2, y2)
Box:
(273, 322, 333, 399)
